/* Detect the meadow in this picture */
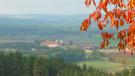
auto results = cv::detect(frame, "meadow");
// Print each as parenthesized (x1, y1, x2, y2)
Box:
(77, 56, 135, 73)
(78, 60, 125, 72)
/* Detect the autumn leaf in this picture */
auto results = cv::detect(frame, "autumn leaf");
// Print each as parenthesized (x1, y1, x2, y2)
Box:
(85, 0, 91, 7)
(118, 2, 126, 8)
(85, 0, 96, 7)
(92, 0, 96, 6)
(114, 19, 119, 30)
(97, 0, 108, 12)
(80, 18, 91, 31)
(101, 32, 113, 40)
(114, 9, 121, 18)
(128, 0, 135, 9)
(90, 10, 101, 22)
(120, 19, 124, 26)
(128, 23, 135, 36)
(117, 30, 126, 40)
(98, 21, 105, 30)
(100, 40, 110, 49)
(81, 0, 135, 55)
(100, 41, 105, 49)
(117, 41, 125, 51)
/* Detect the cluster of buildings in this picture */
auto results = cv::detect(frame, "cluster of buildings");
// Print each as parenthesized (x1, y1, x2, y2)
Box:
(40, 40, 98, 51)
(40, 40, 63, 48)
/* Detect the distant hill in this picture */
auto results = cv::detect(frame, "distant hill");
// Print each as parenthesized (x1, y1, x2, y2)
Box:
(0, 14, 89, 26)
(0, 14, 115, 45)
(0, 14, 85, 33)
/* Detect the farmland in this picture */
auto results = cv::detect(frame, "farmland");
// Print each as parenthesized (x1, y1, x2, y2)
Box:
(78, 60, 124, 72)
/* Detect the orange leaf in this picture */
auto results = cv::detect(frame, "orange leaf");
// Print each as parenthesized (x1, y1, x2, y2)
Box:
(117, 42, 125, 51)
(101, 32, 113, 40)
(98, 0, 108, 12)
(98, 22, 105, 30)
(91, 10, 101, 22)
(80, 18, 91, 31)
(120, 19, 124, 26)
(100, 40, 110, 49)
(114, 19, 119, 30)
(85, 0, 91, 7)
(117, 30, 126, 40)
(100, 41, 105, 49)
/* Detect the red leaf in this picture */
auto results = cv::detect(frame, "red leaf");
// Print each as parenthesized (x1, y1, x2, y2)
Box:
(100, 40, 110, 49)
(100, 41, 105, 49)
(117, 30, 126, 40)
(80, 18, 91, 31)
(117, 42, 125, 51)
(97, 0, 108, 12)
(120, 19, 124, 26)
(98, 22, 105, 30)
(92, 0, 96, 6)
(85, 0, 91, 7)
(91, 10, 101, 22)
(101, 32, 113, 40)
(114, 19, 119, 30)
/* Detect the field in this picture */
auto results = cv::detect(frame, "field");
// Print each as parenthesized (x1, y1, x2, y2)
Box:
(78, 60, 125, 72)
(77, 57, 135, 73)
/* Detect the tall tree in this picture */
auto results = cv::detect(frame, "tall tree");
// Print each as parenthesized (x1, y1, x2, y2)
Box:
(33, 57, 44, 76)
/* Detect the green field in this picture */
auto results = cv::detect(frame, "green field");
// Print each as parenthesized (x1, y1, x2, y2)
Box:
(77, 60, 127, 72)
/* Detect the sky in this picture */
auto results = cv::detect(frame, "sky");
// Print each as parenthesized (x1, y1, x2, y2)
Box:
(0, 0, 95, 15)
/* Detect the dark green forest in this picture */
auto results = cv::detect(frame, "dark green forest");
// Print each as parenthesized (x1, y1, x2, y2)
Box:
(0, 52, 135, 76)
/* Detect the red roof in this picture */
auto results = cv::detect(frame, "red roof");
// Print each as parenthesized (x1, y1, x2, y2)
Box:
(41, 40, 61, 47)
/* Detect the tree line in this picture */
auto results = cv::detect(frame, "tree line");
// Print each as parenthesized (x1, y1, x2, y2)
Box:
(0, 51, 135, 76)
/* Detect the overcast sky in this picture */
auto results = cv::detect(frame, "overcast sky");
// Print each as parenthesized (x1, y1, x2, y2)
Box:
(0, 0, 95, 15)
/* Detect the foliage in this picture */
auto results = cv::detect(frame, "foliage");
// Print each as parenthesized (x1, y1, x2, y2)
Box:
(85, 50, 106, 60)
(0, 52, 109, 76)
(80, 0, 135, 55)
(46, 48, 86, 61)
(0, 51, 135, 76)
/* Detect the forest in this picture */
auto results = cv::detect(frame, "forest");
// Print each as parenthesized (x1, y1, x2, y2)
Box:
(0, 51, 135, 76)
